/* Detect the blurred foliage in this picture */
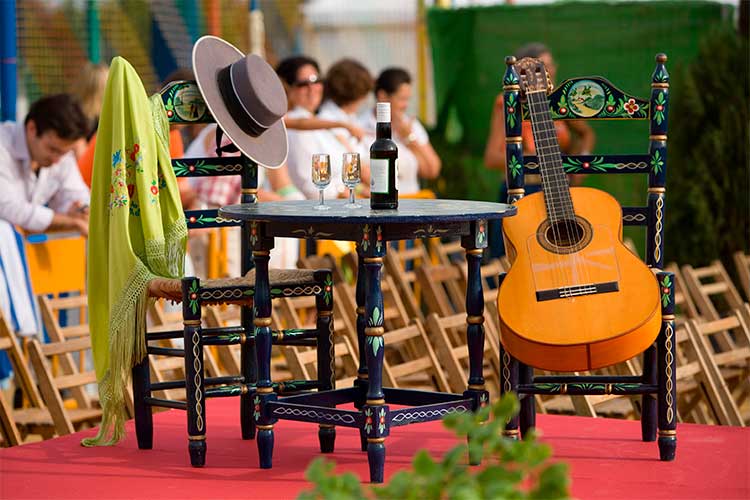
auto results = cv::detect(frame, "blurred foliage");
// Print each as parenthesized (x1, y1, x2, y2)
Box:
(665, 28, 750, 268)
(297, 393, 570, 500)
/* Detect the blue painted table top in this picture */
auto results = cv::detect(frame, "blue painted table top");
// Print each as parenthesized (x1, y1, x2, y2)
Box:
(219, 199, 516, 224)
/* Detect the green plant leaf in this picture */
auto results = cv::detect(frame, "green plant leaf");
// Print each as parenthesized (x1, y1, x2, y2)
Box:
(413, 449, 439, 476)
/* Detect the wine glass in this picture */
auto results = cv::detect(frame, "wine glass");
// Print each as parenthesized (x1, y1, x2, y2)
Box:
(342, 152, 362, 209)
(311, 153, 331, 211)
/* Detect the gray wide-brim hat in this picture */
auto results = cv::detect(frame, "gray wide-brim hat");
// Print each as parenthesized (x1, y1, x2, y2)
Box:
(192, 35, 288, 168)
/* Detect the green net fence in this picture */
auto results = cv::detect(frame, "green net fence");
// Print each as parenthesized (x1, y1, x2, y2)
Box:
(427, 0, 735, 203)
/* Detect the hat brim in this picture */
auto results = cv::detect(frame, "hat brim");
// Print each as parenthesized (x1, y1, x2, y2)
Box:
(192, 35, 287, 169)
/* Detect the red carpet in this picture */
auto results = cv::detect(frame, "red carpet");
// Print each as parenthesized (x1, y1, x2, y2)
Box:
(1, 398, 747, 499)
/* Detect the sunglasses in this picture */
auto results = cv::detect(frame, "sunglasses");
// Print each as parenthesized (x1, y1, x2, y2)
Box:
(292, 75, 323, 88)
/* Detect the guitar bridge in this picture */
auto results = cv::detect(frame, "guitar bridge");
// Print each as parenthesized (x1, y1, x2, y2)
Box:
(536, 281, 619, 302)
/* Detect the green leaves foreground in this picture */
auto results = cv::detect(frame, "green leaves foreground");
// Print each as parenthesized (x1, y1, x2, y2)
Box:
(298, 393, 570, 500)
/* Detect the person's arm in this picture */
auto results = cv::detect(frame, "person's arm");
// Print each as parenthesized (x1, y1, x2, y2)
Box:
(47, 210, 89, 236)
(284, 116, 365, 142)
(483, 93, 507, 171)
(404, 121, 441, 180)
(286, 132, 320, 200)
(264, 165, 305, 200)
(567, 119, 596, 154)
(47, 155, 90, 215)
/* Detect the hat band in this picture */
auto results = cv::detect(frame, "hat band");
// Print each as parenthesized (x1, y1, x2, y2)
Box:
(217, 66, 267, 138)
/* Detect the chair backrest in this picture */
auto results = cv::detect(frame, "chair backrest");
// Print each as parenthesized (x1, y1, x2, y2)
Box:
(27, 336, 101, 436)
(0, 311, 47, 445)
(378, 320, 451, 393)
(665, 262, 701, 323)
(733, 251, 750, 301)
(159, 80, 259, 276)
(503, 54, 670, 270)
(425, 311, 501, 394)
(674, 321, 743, 426)
(681, 261, 745, 321)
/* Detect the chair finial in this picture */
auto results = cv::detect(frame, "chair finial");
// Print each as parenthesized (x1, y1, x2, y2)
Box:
(656, 53, 668, 63)
(505, 56, 517, 66)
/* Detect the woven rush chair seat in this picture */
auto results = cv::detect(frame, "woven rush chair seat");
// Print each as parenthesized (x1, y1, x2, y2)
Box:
(147, 269, 322, 303)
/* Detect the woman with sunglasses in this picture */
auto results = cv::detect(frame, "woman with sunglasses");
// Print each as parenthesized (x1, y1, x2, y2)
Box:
(278, 56, 370, 200)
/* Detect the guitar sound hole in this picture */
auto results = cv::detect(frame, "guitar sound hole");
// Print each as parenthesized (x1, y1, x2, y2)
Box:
(546, 220, 585, 248)
(537, 217, 593, 255)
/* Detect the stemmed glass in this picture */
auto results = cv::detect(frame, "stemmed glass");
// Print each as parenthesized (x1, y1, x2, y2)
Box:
(312, 153, 331, 211)
(342, 152, 362, 209)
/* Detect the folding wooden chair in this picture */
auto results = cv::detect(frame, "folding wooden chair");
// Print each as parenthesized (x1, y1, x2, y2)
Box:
(38, 295, 98, 411)
(416, 264, 466, 318)
(673, 322, 742, 426)
(685, 310, 750, 425)
(377, 320, 451, 392)
(665, 262, 701, 324)
(733, 251, 750, 301)
(384, 245, 429, 323)
(27, 337, 102, 436)
(681, 261, 745, 320)
(0, 391, 22, 447)
(425, 312, 501, 395)
(0, 312, 56, 444)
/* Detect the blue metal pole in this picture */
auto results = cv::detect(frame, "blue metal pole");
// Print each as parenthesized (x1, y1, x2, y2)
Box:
(86, 0, 100, 64)
(1, 0, 18, 121)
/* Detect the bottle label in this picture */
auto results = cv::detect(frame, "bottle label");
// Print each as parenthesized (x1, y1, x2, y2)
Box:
(370, 158, 389, 194)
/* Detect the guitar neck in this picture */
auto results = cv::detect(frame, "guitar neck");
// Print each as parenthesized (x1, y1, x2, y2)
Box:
(527, 90, 576, 221)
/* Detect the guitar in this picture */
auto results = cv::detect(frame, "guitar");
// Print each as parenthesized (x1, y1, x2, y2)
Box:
(497, 58, 661, 372)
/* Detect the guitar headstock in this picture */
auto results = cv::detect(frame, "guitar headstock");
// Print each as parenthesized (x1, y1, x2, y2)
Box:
(515, 57, 553, 100)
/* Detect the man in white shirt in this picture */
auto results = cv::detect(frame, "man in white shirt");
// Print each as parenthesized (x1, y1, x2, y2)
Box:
(0, 94, 91, 235)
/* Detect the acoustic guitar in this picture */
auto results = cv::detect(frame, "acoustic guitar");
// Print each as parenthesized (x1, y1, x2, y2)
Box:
(497, 58, 661, 372)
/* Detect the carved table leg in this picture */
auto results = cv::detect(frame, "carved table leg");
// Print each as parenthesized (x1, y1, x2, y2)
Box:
(362, 225, 388, 483)
(354, 244, 369, 452)
(462, 221, 490, 463)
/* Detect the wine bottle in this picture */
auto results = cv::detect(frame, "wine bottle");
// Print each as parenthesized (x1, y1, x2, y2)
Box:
(370, 102, 398, 209)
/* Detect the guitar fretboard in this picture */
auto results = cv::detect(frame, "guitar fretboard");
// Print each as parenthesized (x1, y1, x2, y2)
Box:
(527, 90, 576, 222)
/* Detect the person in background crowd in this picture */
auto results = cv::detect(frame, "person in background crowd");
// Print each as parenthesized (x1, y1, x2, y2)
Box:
(71, 62, 110, 142)
(360, 67, 441, 195)
(0, 94, 91, 382)
(279, 56, 372, 200)
(184, 122, 304, 271)
(483, 43, 595, 258)
(0, 94, 91, 235)
(73, 63, 110, 186)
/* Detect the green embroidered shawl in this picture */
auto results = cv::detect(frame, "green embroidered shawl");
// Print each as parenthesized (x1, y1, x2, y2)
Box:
(83, 57, 187, 446)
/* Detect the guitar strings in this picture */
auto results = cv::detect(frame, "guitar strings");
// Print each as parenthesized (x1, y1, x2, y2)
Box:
(527, 90, 569, 298)
(528, 90, 590, 298)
